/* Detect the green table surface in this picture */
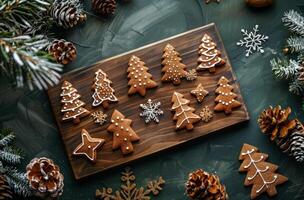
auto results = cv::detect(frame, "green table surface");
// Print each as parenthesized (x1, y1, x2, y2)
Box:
(1, 0, 304, 199)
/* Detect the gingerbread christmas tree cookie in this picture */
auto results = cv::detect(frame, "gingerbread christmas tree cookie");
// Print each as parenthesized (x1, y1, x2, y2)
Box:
(191, 83, 209, 103)
(197, 34, 225, 73)
(60, 81, 90, 124)
(161, 44, 188, 85)
(214, 76, 241, 114)
(239, 143, 288, 199)
(127, 55, 158, 96)
(73, 129, 105, 162)
(92, 69, 118, 108)
(107, 110, 140, 155)
(171, 92, 200, 130)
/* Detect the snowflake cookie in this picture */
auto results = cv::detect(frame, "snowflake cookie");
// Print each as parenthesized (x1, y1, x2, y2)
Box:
(139, 99, 164, 124)
(91, 110, 107, 125)
(199, 106, 213, 122)
(236, 25, 269, 57)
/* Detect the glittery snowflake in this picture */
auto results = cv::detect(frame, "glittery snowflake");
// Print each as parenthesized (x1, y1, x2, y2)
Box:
(139, 99, 164, 124)
(236, 25, 269, 57)
(91, 111, 107, 125)
(185, 69, 198, 81)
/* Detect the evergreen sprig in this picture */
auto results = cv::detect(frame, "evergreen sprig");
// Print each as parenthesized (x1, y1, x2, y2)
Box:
(270, 58, 300, 79)
(0, 33, 63, 90)
(0, 0, 51, 33)
(0, 128, 31, 197)
(287, 36, 304, 53)
(282, 10, 304, 36)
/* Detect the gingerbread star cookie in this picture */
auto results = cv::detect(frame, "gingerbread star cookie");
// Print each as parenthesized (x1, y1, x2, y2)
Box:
(239, 144, 288, 199)
(107, 110, 140, 155)
(197, 34, 226, 73)
(92, 69, 118, 109)
(73, 129, 105, 162)
(190, 83, 209, 103)
(127, 55, 158, 96)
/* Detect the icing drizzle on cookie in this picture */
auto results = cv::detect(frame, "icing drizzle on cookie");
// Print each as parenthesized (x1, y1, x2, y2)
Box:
(242, 148, 278, 193)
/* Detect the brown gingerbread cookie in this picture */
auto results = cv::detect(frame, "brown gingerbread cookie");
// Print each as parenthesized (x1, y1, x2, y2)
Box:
(171, 92, 201, 130)
(197, 34, 226, 73)
(60, 81, 90, 124)
(239, 143, 288, 199)
(161, 44, 188, 85)
(191, 83, 209, 103)
(214, 76, 241, 114)
(107, 109, 140, 155)
(73, 129, 105, 162)
(92, 69, 118, 108)
(127, 55, 158, 96)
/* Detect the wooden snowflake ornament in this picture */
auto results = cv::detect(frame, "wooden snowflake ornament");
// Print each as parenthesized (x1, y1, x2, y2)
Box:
(214, 76, 241, 114)
(92, 69, 118, 109)
(73, 129, 105, 162)
(239, 144, 288, 199)
(60, 81, 90, 124)
(171, 92, 201, 130)
(127, 55, 158, 96)
(197, 34, 225, 73)
(161, 44, 188, 85)
(191, 83, 209, 103)
(107, 110, 140, 155)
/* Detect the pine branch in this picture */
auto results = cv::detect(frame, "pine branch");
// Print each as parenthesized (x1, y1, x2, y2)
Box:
(0, 0, 51, 33)
(0, 148, 21, 164)
(0, 129, 15, 147)
(282, 10, 304, 36)
(0, 33, 63, 90)
(289, 78, 304, 95)
(270, 58, 300, 79)
(4, 167, 31, 197)
(287, 36, 304, 53)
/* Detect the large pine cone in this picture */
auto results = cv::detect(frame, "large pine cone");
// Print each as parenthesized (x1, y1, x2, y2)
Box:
(0, 175, 13, 200)
(26, 157, 64, 199)
(92, 0, 117, 15)
(279, 119, 304, 163)
(48, 39, 77, 65)
(258, 105, 296, 141)
(185, 169, 228, 200)
(49, 0, 86, 28)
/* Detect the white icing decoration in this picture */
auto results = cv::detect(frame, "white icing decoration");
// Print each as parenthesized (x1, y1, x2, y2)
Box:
(242, 148, 278, 194)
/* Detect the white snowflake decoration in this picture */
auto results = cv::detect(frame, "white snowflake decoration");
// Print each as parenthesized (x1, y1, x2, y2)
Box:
(139, 99, 164, 124)
(237, 25, 269, 57)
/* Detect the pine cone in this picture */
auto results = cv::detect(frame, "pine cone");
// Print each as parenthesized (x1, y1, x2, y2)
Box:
(0, 175, 13, 200)
(258, 105, 296, 141)
(185, 169, 228, 200)
(26, 157, 64, 199)
(49, 0, 86, 28)
(92, 0, 116, 15)
(48, 39, 77, 65)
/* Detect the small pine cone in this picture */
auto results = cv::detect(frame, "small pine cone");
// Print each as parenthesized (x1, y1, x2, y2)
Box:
(26, 157, 64, 199)
(48, 39, 77, 65)
(258, 105, 296, 141)
(50, 0, 86, 28)
(185, 169, 228, 200)
(92, 0, 117, 15)
(0, 175, 13, 200)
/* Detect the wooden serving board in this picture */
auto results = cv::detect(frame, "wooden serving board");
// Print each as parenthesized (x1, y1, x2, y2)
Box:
(48, 23, 249, 179)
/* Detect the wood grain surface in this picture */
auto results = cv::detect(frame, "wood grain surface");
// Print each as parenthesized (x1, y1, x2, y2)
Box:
(47, 23, 249, 180)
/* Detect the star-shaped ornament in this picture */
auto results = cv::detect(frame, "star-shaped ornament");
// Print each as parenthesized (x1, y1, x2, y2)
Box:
(73, 129, 105, 162)
(191, 83, 209, 103)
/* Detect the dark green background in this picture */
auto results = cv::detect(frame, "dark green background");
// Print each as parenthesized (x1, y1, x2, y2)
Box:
(1, 0, 304, 199)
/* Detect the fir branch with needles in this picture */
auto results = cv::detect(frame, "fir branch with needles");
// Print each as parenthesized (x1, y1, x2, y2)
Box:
(287, 36, 304, 53)
(0, 0, 51, 33)
(0, 128, 31, 197)
(271, 58, 300, 79)
(0, 33, 63, 90)
(282, 9, 304, 36)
